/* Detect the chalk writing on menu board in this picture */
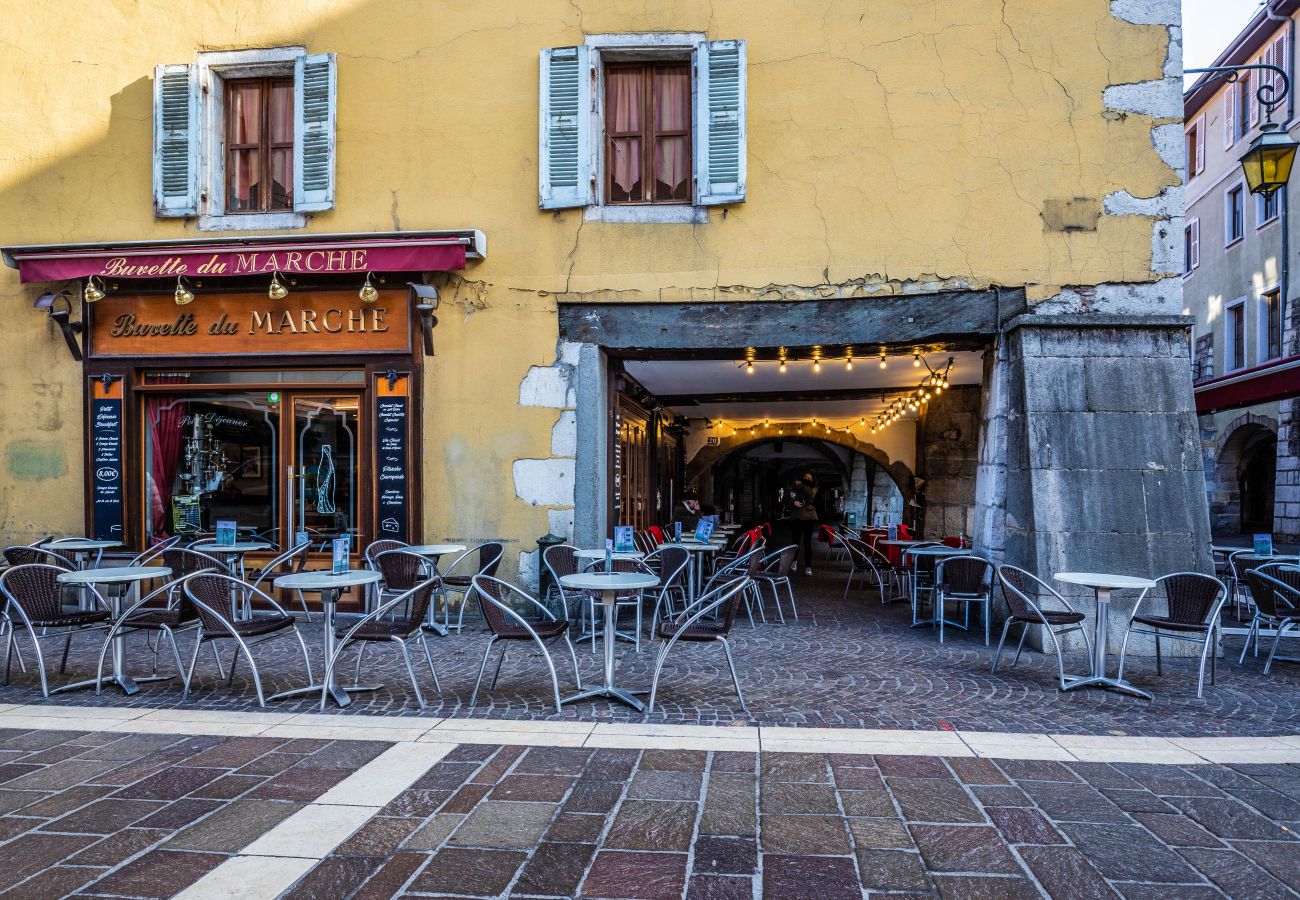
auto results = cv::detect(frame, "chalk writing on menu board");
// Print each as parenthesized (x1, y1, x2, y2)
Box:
(91, 394, 124, 540)
(376, 391, 409, 542)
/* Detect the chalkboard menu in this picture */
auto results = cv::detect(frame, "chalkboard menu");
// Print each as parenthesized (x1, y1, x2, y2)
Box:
(375, 389, 409, 542)
(90, 391, 124, 540)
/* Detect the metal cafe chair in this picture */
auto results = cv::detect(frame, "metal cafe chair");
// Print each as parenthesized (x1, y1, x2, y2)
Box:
(701, 545, 765, 628)
(543, 542, 580, 621)
(993, 565, 1092, 690)
(440, 541, 505, 633)
(371, 549, 429, 623)
(932, 555, 994, 644)
(1228, 549, 1272, 621)
(833, 534, 885, 603)
(247, 541, 313, 620)
(646, 575, 752, 716)
(466, 574, 582, 715)
(1, 564, 112, 696)
(2, 546, 73, 570)
(323, 578, 441, 710)
(752, 545, 798, 623)
(1115, 572, 1227, 699)
(1239, 568, 1300, 674)
(126, 535, 183, 567)
(364, 538, 411, 613)
(181, 573, 313, 707)
(644, 545, 691, 636)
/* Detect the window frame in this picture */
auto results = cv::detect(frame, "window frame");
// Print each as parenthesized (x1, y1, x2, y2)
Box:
(602, 61, 693, 207)
(1186, 115, 1205, 182)
(1226, 297, 1248, 372)
(1260, 286, 1283, 363)
(1225, 180, 1246, 247)
(223, 76, 295, 216)
(1183, 217, 1200, 277)
(1257, 187, 1282, 228)
(196, 47, 307, 232)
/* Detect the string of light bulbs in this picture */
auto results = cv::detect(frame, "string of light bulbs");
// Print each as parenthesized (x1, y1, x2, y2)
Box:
(80, 272, 384, 307)
(867, 357, 953, 434)
(740, 346, 936, 373)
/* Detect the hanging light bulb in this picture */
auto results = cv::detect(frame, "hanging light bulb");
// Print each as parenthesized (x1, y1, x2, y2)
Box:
(268, 271, 289, 301)
(813, 359, 821, 373)
(174, 276, 194, 306)
(779, 358, 787, 373)
(845, 352, 853, 371)
(913, 352, 921, 367)
(764, 419, 770, 428)
(358, 272, 379, 304)
(858, 417, 865, 425)
(83, 276, 106, 303)
(746, 359, 755, 374)
(879, 351, 887, 369)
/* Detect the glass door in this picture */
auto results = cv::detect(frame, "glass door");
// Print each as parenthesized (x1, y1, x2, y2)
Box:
(285, 394, 362, 554)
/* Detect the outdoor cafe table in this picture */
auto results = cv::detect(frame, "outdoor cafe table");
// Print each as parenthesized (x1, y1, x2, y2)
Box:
(658, 540, 726, 602)
(406, 544, 466, 635)
(198, 541, 272, 578)
(271, 569, 383, 708)
(41, 539, 121, 569)
(904, 546, 967, 625)
(575, 549, 645, 569)
(558, 572, 659, 711)
(54, 566, 172, 696)
(1054, 572, 1157, 700)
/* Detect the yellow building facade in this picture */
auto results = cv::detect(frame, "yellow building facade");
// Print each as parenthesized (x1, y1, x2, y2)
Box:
(0, 0, 1203, 594)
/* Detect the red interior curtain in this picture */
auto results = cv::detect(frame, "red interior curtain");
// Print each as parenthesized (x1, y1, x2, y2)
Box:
(145, 376, 189, 539)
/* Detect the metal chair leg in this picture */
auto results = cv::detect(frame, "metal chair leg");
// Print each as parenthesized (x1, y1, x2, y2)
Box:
(563, 632, 583, 691)
(418, 632, 441, 692)
(490, 643, 509, 689)
(720, 637, 747, 714)
(1011, 624, 1030, 667)
(397, 640, 426, 709)
(991, 619, 1014, 674)
(183, 633, 204, 701)
(469, 636, 497, 709)
(59, 632, 72, 674)
(1264, 620, 1293, 674)
(1154, 631, 1162, 676)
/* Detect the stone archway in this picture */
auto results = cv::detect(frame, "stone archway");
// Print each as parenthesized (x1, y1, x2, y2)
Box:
(1211, 414, 1279, 535)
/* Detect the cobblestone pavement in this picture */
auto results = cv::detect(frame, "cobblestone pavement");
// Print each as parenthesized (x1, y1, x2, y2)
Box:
(2, 572, 1298, 736)
(3, 728, 1300, 898)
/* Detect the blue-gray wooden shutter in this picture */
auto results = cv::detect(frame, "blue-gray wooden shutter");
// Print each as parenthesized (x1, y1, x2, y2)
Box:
(694, 40, 747, 205)
(539, 46, 593, 209)
(152, 63, 199, 217)
(294, 52, 336, 212)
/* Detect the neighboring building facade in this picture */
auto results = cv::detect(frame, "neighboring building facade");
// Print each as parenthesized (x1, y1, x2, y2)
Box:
(0, 0, 1200, 611)
(1184, 1, 1300, 541)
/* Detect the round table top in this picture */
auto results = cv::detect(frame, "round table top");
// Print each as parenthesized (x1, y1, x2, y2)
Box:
(59, 566, 172, 585)
(575, 549, 644, 560)
(904, 546, 968, 556)
(560, 572, 659, 591)
(406, 544, 467, 556)
(42, 540, 121, 552)
(1054, 572, 1156, 591)
(275, 570, 383, 591)
(660, 541, 725, 552)
(882, 539, 927, 547)
(196, 542, 272, 554)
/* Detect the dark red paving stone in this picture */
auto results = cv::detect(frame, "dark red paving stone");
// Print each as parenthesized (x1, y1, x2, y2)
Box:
(760, 814, 851, 854)
(946, 757, 1009, 785)
(0, 817, 35, 843)
(0, 832, 97, 891)
(985, 806, 1065, 844)
(470, 745, 526, 783)
(760, 854, 861, 900)
(9, 784, 111, 817)
(380, 789, 453, 818)
(83, 848, 226, 899)
(178, 736, 286, 769)
(234, 751, 304, 777)
(352, 850, 426, 900)
(909, 824, 1022, 874)
(581, 850, 688, 900)
(684, 874, 753, 900)
(544, 811, 607, 843)
(276, 738, 331, 754)
(930, 874, 1042, 899)
(588, 748, 640, 778)
(0, 790, 48, 815)
(886, 777, 984, 823)
(490, 773, 573, 802)
(760, 753, 829, 783)
(414, 761, 482, 791)
(827, 752, 875, 768)
(848, 816, 913, 849)
(1018, 781, 1129, 824)
(1234, 787, 1300, 821)
(512, 841, 596, 896)
(1066, 761, 1143, 789)
(67, 827, 168, 866)
(1166, 795, 1293, 840)
(832, 766, 884, 790)
(25, 744, 104, 766)
(514, 746, 592, 775)
(0, 764, 48, 785)
(0, 864, 105, 899)
(1132, 811, 1224, 848)
(564, 780, 627, 815)
(0, 731, 87, 750)
(1230, 839, 1300, 887)
(640, 750, 708, 772)
(1017, 845, 1120, 899)
(281, 855, 384, 900)
(1059, 823, 1202, 883)
(605, 800, 697, 851)
(167, 799, 304, 852)
(855, 848, 929, 891)
(248, 766, 352, 801)
(408, 847, 527, 895)
(188, 773, 265, 800)
(441, 780, 493, 812)
(42, 798, 164, 834)
(1175, 847, 1295, 899)
(443, 743, 498, 763)
(711, 752, 757, 773)
(694, 836, 757, 876)
(335, 816, 420, 857)
(969, 784, 1031, 807)
(839, 790, 896, 817)
(134, 797, 222, 830)
(996, 758, 1080, 782)
(759, 781, 839, 814)
(1100, 788, 1175, 814)
(876, 755, 950, 778)
(1115, 885, 1223, 900)
(627, 769, 702, 801)
(112, 765, 227, 801)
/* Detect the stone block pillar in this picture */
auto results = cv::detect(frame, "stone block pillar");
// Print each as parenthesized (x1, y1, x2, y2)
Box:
(999, 314, 1212, 653)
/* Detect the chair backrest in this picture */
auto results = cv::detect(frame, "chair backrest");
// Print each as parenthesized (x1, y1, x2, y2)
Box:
(250, 541, 312, 590)
(373, 549, 426, 591)
(652, 546, 690, 588)
(473, 542, 505, 578)
(1151, 572, 1224, 626)
(160, 547, 230, 623)
(936, 556, 992, 595)
(763, 545, 798, 577)
(130, 535, 183, 567)
(365, 539, 410, 569)
(1246, 568, 1300, 619)
(544, 543, 579, 584)
(2, 546, 73, 570)
(470, 574, 555, 637)
(997, 565, 1069, 623)
(396, 579, 437, 630)
(0, 564, 70, 624)
(699, 575, 751, 636)
(184, 573, 247, 635)
(646, 525, 666, 546)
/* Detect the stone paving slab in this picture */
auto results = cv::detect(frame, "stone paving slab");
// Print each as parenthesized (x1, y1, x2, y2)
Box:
(2, 572, 1299, 736)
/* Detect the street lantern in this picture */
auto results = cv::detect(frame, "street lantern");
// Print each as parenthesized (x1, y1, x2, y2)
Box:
(1239, 121, 1298, 197)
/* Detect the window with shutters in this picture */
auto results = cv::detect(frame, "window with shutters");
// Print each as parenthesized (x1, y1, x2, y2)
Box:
(1227, 299, 1247, 372)
(1184, 218, 1200, 276)
(1258, 187, 1282, 227)
(1185, 118, 1204, 182)
(152, 47, 336, 231)
(1262, 288, 1282, 362)
(539, 34, 746, 223)
(1225, 182, 1245, 246)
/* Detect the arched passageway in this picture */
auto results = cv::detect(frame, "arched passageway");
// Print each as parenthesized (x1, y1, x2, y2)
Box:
(1212, 418, 1278, 535)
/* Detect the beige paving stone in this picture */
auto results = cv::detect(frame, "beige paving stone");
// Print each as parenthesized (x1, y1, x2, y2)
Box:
(316, 741, 452, 807)
(241, 802, 379, 858)
(173, 854, 315, 900)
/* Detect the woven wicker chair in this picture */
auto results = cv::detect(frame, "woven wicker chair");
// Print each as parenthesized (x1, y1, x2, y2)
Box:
(932, 556, 994, 644)
(543, 543, 580, 623)
(644, 546, 691, 635)
(247, 541, 312, 618)
(1, 564, 112, 696)
(1115, 572, 1227, 699)
(646, 576, 752, 716)
(1240, 568, 1300, 674)
(993, 565, 1092, 689)
(440, 542, 505, 632)
(371, 549, 429, 622)
(467, 575, 582, 714)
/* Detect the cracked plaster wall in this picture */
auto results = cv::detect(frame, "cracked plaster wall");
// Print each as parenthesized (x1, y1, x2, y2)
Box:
(0, 0, 1185, 566)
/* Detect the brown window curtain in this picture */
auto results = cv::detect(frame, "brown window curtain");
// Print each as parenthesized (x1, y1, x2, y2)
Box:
(607, 67, 643, 203)
(605, 63, 691, 205)
(144, 374, 190, 540)
(652, 66, 690, 201)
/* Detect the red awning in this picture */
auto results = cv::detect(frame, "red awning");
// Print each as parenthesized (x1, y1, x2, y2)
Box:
(1194, 355, 1300, 414)
(3, 230, 483, 284)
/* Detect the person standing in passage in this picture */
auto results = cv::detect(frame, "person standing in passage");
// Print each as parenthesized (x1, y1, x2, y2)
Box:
(787, 471, 820, 576)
